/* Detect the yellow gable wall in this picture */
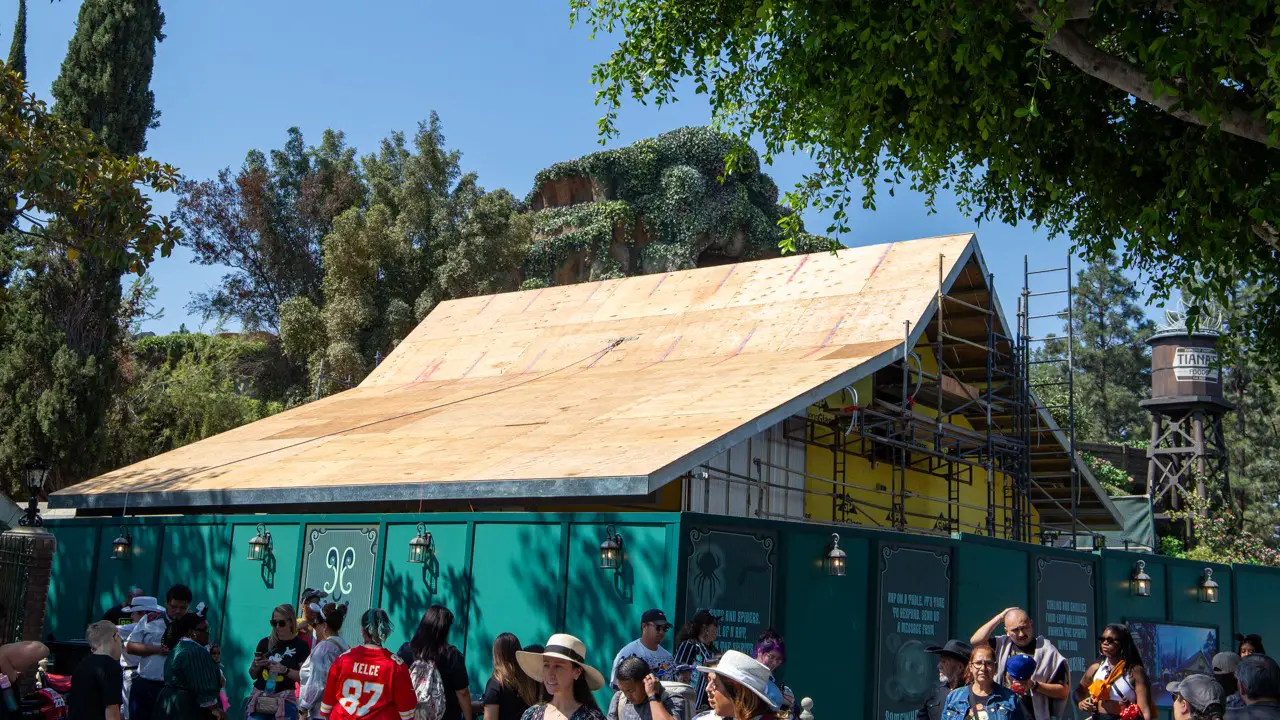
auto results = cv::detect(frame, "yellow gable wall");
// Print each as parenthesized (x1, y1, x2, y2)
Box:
(803, 343, 1041, 535)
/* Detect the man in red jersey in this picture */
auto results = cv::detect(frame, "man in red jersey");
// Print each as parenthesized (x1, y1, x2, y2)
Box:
(321, 609, 416, 720)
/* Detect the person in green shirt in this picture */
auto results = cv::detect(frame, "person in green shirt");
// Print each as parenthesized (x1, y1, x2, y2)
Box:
(154, 613, 225, 720)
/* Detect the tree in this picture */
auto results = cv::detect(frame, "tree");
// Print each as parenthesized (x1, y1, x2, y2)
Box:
(571, 0, 1280, 353)
(51, 0, 164, 156)
(0, 0, 169, 493)
(1069, 253, 1154, 443)
(6, 0, 25, 79)
(175, 128, 364, 328)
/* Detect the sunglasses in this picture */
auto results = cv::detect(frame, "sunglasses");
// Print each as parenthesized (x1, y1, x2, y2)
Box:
(271, 619, 290, 628)
(1099, 636, 1120, 644)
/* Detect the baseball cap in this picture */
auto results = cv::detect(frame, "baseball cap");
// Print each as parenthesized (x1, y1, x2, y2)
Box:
(1167, 674, 1226, 714)
(925, 640, 973, 662)
(1212, 652, 1241, 674)
(691, 610, 721, 626)
(641, 609, 671, 628)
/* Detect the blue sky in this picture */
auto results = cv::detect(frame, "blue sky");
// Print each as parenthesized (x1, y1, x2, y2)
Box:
(4, 0, 1162, 336)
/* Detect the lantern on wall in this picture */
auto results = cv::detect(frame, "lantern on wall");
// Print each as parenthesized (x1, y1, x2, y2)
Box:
(111, 527, 132, 560)
(408, 523, 434, 564)
(1039, 528, 1060, 547)
(1199, 568, 1219, 604)
(19, 460, 49, 527)
(1130, 559, 1152, 597)
(825, 533, 847, 577)
(247, 523, 272, 562)
(599, 525, 623, 570)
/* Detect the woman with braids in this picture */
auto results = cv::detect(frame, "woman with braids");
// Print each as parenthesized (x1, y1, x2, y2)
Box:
(154, 612, 225, 720)
(321, 608, 416, 720)
(1075, 624, 1154, 720)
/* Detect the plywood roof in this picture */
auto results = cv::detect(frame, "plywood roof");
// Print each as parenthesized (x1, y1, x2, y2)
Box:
(53, 233, 1076, 512)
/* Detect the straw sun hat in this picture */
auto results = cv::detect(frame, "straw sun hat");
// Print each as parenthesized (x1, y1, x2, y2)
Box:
(696, 650, 780, 711)
(516, 634, 606, 691)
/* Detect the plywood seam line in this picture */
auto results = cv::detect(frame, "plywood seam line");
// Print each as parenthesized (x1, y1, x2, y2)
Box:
(134, 336, 633, 489)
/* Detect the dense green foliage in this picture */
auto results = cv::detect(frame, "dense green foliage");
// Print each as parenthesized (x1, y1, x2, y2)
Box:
(0, 0, 169, 493)
(51, 0, 164, 157)
(6, 0, 24, 79)
(524, 127, 827, 286)
(572, 0, 1280, 356)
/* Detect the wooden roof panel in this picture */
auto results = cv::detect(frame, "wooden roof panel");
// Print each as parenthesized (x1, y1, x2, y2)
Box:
(53, 234, 979, 509)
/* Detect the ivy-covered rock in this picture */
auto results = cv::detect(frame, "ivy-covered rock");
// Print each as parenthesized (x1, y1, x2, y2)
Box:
(524, 126, 827, 286)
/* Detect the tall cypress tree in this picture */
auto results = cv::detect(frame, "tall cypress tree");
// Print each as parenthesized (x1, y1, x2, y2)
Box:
(0, 0, 166, 492)
(51, 0, 164, 155)
(5, 0, 25, 78)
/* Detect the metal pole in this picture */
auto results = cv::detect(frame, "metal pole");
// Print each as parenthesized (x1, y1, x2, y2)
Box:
(1067, 254, 1078, 547)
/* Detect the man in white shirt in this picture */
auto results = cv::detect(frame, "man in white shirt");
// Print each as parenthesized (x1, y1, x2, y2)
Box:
(124, 585, 191, 720)
(116, 595, 163, 720)
(610, 609, 675, 689)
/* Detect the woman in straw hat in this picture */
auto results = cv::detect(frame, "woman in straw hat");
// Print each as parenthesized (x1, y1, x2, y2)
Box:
(694, 650, 779, 720)
(517, 634, 607, 720)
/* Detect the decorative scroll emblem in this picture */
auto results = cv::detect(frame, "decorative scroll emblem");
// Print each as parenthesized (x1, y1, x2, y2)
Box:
(325, 546, 357, 597)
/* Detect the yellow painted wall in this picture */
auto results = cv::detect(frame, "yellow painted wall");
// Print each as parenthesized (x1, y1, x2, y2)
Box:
(803, 342, 1041, 536)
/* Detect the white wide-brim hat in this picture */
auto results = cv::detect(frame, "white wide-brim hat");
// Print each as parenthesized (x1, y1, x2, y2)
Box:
(696, 649, 779, 711)
(516, 634, 606, 691)
(122, 596, 164, 614)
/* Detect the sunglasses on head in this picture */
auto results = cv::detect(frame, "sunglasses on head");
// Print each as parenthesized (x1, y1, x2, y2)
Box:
(271, 619, 289, 628)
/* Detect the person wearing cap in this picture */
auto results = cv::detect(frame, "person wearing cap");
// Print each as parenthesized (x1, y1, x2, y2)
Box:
(105, 589, 145, 626)
(971, 607, 1070, 720)
(673, 612, 720, 709)
(117, 595, 164, 720)
(1168, 674, 1226, 720)
(296, 589, 328, 649)
(609, 656, 681, 720)
(518, 634, 607, 720)
(942, 644, 1025, 720)
(919, 640, 972, 720)
(1075, 623, 1154, 720)
(1213, 653, 1244, 710)
(1229, 654, 1280, 720)
(694, 650, 779, 720)
(611, 611, 676, 689)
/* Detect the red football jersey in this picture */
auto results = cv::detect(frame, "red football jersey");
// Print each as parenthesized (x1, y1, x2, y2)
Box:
(321, 645, 417, 720)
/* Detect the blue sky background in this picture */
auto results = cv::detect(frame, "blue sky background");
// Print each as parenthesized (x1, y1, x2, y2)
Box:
(3, 0, 1164, 336)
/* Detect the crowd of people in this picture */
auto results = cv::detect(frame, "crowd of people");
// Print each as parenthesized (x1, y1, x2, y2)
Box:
(918, 606, 1280, 720)
(53, 586, 794, 720)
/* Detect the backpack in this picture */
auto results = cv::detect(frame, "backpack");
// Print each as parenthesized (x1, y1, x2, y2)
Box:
(410, 657, 448, 720)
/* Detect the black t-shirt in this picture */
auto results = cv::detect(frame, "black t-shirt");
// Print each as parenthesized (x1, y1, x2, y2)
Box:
(397, 643, 470, 720)
(69, 653, 123, 720)
(483, 676, 530, 720)
(967, 688, 991, 720)
(102, 605, 129, 625)
(253, 636, 311, 692)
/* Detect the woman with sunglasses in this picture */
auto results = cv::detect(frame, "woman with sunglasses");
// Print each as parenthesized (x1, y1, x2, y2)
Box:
(248, 604, 311, 719)
(942, 645, 1024, 720)
(1075, 624, 1154, 720)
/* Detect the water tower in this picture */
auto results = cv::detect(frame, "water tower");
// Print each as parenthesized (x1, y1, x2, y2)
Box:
(1143, 306, 1233, 534)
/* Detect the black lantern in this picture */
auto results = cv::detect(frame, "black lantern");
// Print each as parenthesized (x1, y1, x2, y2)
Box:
(825, 533, 847, 577)
(408, 523, 433, 564)
(1199, 568, 1220, 604)
(599, 525, 623, 570)
(247, 523, 271, 562)
(111, 527, 133, 560)
(1039, 527, 1060, 547)
(1131, 559, 1152, 597)
(18, 460, 49, 527)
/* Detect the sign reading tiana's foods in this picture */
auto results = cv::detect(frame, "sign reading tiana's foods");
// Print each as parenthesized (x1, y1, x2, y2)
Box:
(876, 544, 951, 720)
(300, 525, 379, 645)
(683, 528, 776, 655)
(1173, 347, 1219, 383)
(1035, 558, 1096, 676)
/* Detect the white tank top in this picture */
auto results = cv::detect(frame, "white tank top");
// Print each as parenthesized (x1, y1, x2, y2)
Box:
(1093, 661, 1136, 703)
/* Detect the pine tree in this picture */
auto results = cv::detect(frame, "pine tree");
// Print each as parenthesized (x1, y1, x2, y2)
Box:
(51, 0, 165, 155)
(0, 0, 166, 492)
(6, 0, 26, 79)
(1068, 252, 1156, 443)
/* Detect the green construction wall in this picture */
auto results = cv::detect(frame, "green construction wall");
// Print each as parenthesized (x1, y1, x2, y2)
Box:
(47, 512, 680, 714)
(45, 511, 1280, 720)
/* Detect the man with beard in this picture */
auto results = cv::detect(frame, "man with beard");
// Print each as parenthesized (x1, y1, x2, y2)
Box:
(918, 640, 971, 720)
(971, 607, 1070, 720)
